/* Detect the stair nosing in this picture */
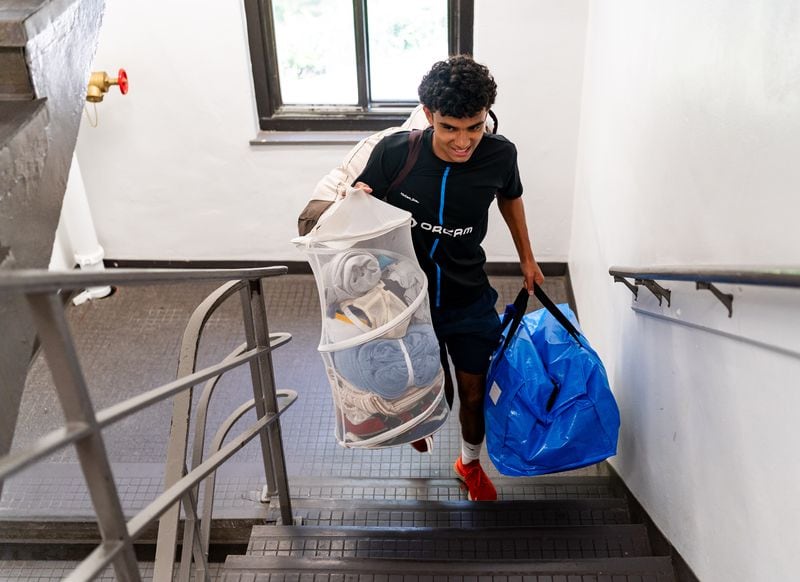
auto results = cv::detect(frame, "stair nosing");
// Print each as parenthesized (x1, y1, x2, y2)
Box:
(284, 477, 626, 503)
(249, 523, 648, 537)
(287, 475, 618, 486)
(223, 554, 675, 576)
(246, 523, 652, 558)
(271, 497, 629, 509)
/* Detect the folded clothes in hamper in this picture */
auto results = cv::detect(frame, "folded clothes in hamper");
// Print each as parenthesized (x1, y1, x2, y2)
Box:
(333, 323, 441, 399)
(322, 249, 383, 304)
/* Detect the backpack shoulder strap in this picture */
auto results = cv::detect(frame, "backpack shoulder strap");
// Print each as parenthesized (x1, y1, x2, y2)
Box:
(387, 129, 423, 194)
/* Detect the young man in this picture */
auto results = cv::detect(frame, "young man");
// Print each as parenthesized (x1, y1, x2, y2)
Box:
(354, 55, 544, 501)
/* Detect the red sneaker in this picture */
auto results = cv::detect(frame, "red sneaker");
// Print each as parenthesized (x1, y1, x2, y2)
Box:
(454, 457, 497, 501)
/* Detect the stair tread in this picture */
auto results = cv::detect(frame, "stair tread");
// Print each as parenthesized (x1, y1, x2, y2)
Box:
(0, 47, 34, 99)
(222, 555, 675, 581)
(0, 0, 80, 46)
(286, 475, 626, 502)
(268, 498, 631, 527)
(246, 523, 653, 559)
(0, 99, 45, 146)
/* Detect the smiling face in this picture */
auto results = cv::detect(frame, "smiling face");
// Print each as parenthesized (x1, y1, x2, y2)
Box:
(424, 106, 487, 163)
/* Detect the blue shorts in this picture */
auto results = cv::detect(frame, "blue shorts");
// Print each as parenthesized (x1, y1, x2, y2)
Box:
(431, 287, 502, 375)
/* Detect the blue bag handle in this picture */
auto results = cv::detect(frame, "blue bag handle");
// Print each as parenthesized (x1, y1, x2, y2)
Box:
(501, 286, 583, 351)
(532, 285, 584, 346)
(496, 286, 585, 413)
(499, 286, 530, 351)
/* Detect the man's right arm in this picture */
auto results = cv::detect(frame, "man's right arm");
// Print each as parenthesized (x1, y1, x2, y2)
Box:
(497, 195, 545, 293)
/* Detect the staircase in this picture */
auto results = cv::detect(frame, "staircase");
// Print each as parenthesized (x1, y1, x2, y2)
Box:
(219, 474, 677, 581)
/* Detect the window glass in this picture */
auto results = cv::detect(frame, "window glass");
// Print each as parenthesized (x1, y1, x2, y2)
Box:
(272, 0, 359, 105)
(366, 0, 448, 102)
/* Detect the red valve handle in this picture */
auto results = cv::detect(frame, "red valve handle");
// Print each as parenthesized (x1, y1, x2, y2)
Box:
(117, 68, 128, 95)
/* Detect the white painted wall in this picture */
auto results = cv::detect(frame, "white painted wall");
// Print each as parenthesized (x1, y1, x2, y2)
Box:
(570, 2, 800, 580)
(477, 0, 587, 262)
(73, 0, 588, 264)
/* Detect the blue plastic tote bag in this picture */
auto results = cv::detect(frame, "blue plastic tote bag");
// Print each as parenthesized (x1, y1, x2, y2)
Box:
(484, 287, 620, 476)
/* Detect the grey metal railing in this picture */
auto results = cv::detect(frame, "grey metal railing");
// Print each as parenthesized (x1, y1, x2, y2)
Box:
(610, 265, 800, 317)
(0, 267, 297, 581)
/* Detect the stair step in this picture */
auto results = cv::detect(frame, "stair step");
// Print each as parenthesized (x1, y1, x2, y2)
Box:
(221, 555, 676, 581)
(267, 498, 631, 527)
(287, 475, 626, 502)
(1, 0, 85, 47)
(0, 99, 45, 148)
(247, 524, 652, 559)
(0, 47, 34, 99)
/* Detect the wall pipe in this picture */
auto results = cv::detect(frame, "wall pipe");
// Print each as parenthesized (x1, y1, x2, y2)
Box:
(62, 154, 112, 304)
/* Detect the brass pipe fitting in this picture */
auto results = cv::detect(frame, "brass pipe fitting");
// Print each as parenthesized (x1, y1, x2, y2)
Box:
(86, 68, 129, 103)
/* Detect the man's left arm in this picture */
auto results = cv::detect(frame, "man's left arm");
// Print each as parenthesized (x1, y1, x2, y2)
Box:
(496, 196, 545, 293)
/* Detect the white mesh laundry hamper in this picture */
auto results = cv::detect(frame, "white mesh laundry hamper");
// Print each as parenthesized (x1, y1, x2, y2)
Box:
(293, 189, 448, 448)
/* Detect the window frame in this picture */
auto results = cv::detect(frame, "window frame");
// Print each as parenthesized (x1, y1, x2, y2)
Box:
(243, 0, 474, 131)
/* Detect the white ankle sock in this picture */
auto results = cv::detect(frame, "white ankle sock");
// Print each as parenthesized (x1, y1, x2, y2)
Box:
(461, 439, 482, 464)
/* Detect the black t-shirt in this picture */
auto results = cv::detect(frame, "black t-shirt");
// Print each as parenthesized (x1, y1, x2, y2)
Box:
(354, 127, 523, 309)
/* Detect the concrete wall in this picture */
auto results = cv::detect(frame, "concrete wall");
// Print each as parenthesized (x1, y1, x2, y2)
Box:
(0, 0, 105, 470)
(73, 0, 589, 265)
(569, 2, 800, 580)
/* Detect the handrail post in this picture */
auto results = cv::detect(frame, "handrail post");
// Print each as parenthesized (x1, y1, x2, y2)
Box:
(240, 278, 293, 525)
(154, 416, 192, 579)
(26, 292, 141, 582)
(239, 287, 276, 495)
(177, 489, 210, 582)
(155, 285, 246, 581)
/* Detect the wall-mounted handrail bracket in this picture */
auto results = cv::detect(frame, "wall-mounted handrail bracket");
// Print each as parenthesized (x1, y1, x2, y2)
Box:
(610, 265, 798, 318)
(613, 276, 639, 300)
(635, 278, 671, 307)
(696, 281, 733, 317)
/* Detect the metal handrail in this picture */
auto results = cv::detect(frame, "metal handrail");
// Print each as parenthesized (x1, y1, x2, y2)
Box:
(155, 277, 255, 576)
(130, 400, 295, 538)
(0, 422, 93, 480)
(0, 266, 295, 582)
(65, 395, 297, 582)
(153, 276, 295, 580)
(0, 266, 287, 293)
(181, 342, 249, 580)
(190, 391, 295, 581)
(0, 345, 272, 482)
(180, 342, 249, 582)
(609, 265, 800, 317)
(609, 265, 800, 287)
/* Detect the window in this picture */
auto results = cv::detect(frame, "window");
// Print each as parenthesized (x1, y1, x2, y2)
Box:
(244, 0, 474, 131)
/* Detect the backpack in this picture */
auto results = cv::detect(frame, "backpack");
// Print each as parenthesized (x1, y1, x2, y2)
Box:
(297, 105, 429, 236)
(297, 107, 498, 236)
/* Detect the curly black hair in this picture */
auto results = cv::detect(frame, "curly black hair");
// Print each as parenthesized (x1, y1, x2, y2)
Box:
(417, 55, 497, 118)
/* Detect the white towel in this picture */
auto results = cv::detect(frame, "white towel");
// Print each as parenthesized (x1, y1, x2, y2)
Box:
(383, 259, 424, 302)
(323, 250, 381, 305)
